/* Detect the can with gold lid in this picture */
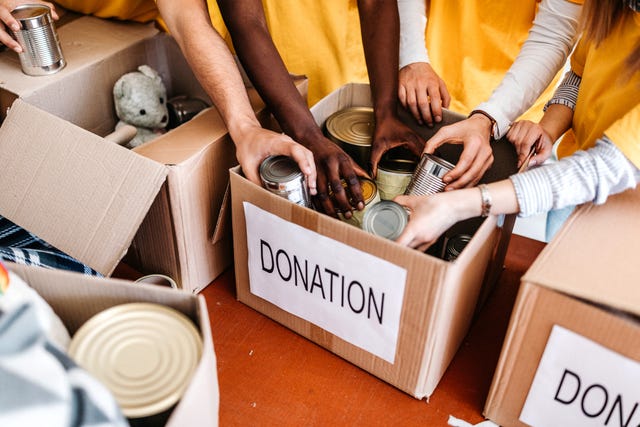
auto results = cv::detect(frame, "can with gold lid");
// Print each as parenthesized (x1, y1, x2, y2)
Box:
(376, 148, 418, 200)
(68, 302, 203, 425)
(404, 153, 455, 196)
(324, 106, 375, 170)
(333, 176, 380, 228)
(362, 200, 408, 240)
(260, 155, 313, 208)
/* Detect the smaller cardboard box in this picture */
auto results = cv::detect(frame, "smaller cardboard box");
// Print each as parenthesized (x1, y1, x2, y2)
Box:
(484, 187, 640, 427)
(230, 83, 518, 398)
(8, 263, 219, 426)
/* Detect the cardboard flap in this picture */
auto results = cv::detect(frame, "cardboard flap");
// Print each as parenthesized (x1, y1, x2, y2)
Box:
(0, 100, 168, 275)
(523, 186, 640, 316)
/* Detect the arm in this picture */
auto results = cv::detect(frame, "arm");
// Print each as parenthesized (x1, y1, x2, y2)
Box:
(358, 0, 426, 176)
(216, 0, 366, 218)
(0, 0, 59, 52)
(395, 138, 640, 250)
(157, 0, 315, 188)
(397, 0, 451, 126)
(423, 0, 582, 190)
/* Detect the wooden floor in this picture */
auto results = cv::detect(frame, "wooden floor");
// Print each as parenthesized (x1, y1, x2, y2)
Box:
(196, 235, 546, 426)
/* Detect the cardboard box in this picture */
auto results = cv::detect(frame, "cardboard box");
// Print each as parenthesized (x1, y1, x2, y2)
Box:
(230, 83, 518, 398)
(8, 263, 219, 426)
(484, 187, 640, 427)
(0, 16, 309, 292)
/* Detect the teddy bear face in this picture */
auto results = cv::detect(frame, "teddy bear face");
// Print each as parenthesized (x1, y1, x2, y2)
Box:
(114, 65, 169, 130)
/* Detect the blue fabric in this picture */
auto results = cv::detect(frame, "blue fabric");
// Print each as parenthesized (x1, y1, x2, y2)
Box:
(545, 204, 575, 242)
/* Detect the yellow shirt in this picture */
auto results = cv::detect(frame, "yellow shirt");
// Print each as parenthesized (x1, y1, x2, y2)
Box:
(425, 0, 580, 121)
(55, 0, 159, 23)
(557, 11, 640, 158)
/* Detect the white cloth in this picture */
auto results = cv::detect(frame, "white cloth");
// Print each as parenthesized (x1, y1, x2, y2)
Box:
(510, 137, 640, 217)
(398, 0, 582, 138)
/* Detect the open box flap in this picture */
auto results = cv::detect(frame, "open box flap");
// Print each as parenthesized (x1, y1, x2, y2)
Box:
(0, 99, 168, 276)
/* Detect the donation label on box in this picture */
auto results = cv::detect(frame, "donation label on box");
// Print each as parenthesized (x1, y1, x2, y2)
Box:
(520, 325, 640, 427)
(244, 202, 406, 363)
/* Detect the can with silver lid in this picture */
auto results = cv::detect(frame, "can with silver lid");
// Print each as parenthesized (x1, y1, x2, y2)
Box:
(68, 302, 203, 425)
(167, 95, 210, 129)
(376, 148, 418, 200)
(362, 200, 408, 240)
(404, 153, 455, 196)
(442, 234, 472, 261)
(11, 4, 66, 76)
(324, 106, 375, 170)
(334, 176, 380, 228)
(260, 155, 313, 208)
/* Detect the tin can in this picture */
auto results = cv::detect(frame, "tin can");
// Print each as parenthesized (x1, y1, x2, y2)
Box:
(442, 234, 472, 261)
(404, 153, 455, 196)
(362, 200, 409, 240)
(376, 148, 418, 200)
(167, 95, 210, 129)
(68, 303, 202, 424)
(324, 107, 375, 170)
(334, 177, 380, 228)
(260, 155, 312, 208)
(11, 4, 66, 76)
(134, 273, 178, 289)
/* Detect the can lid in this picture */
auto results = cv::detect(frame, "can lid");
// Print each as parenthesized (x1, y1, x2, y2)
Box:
(325, 107, 375, 147)
(260, 155, 303, 184)
(68, 303, 202, 419)
(11, 5, 51, 27)
(362, 200, 408, 240)
(331, 176, 379, 206)
(446, 234, 472, 258)
(379, 147, 419, 173)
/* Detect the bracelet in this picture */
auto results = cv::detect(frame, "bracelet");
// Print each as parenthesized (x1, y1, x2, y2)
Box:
(479, 184, 492, 217)
(469, 110, 497, 139)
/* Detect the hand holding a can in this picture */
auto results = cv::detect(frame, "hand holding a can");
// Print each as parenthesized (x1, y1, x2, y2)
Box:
(370, 114, 426, 179)
(0, 0, 59, 52)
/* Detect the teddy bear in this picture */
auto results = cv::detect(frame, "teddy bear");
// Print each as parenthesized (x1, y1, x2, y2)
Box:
(112, 65, 169, 149)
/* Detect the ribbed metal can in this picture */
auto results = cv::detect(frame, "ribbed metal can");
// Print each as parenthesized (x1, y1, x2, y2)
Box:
(11, 4, 66, 75)
(260, 155, 313, 208)
(335, 177, 380, 228)
(324, 106, 375, 170)
(404, 153, 455, 196)
(362, 200, 409, 240)
(442, 234, 472, 261)
(376, 148, 418, 200)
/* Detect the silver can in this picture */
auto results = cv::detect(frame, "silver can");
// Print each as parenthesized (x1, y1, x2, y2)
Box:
(362, 200, 408, 240)
(167, 95, 210, 129)
(11, 4, 66, 76)
(404, 153, 455, 196)
(260, 155, 312, 208)
(442, 234, 472, 261)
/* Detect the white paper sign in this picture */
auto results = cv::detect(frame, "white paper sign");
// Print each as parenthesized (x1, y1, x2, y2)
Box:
(520, 325, 640, 427)
(243, 202, 407, 363)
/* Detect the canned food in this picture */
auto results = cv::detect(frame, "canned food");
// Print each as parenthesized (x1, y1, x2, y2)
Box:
(404, 153, 455, 196)
(333, 177, 380, 228)
(324, 107, 375, 170)
(260, 155, 312, 208)
(376, 148, 418, 200)
(442, 234, 472, 261)
(362, 200, 409, 240)
(11, 4, 66, 76)
(167, 95, 210, 129)
(68, 303, 202, 424)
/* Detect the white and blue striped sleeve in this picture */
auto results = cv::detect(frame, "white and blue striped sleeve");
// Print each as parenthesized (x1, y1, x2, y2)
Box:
(544, 69, 581, 111)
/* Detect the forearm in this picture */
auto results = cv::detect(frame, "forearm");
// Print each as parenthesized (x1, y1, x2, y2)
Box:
(157, 0, 262, 139)
(510, 138, 640, 217)
(398, 0, 429, 68)
(216, 0, 321, 144)
(475, 0, 581, 137)
(358, 0, 400, 119)
(539, 103, 574, 142)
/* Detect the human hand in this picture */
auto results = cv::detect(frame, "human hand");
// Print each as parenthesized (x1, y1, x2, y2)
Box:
(423, 114, 494, 190)
(302, 132, 369, 218)
(370, 114, 425, 178)
(234, 126, 316, 195)
(506, 120, 553, 168)
(0, 1, 59, 52)
(398, 62, 451, 127)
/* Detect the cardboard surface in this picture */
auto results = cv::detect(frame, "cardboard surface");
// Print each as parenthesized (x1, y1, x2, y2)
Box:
(484, 187, 640, 427)
(230, 83, 517, 398)
(8, 263, 219, 426)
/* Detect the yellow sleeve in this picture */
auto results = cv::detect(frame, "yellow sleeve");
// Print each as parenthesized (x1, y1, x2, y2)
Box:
(569, 36, 588, 77)
(605, 103, 640, 168)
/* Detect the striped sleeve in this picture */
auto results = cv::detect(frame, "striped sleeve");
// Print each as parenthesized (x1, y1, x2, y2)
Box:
(544, 69, 581, 111)
(510, 137, 640, 217)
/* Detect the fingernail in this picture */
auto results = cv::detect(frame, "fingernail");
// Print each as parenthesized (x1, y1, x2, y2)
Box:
(435, 116, 441, 122)
(443, 177, 451, 183)
(357, 201, 364, 210)
(14, 46, 22, 53)
(344, 211, 352, 219)
(11, 24, 20, 31)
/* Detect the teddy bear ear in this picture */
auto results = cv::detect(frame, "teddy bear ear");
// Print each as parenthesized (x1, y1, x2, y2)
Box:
(138, 65, 162, 83)
(113, 77, 127, 100)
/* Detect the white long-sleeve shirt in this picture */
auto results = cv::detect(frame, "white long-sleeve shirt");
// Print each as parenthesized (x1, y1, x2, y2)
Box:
(398, 0, 582, 138)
